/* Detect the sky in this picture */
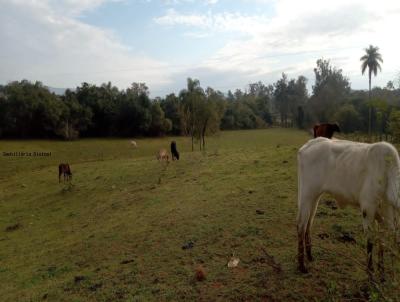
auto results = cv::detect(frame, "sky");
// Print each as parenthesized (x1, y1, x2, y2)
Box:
(0, 0, 399, 97)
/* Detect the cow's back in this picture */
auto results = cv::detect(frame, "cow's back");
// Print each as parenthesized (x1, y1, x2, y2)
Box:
(298, 138, 374, 205)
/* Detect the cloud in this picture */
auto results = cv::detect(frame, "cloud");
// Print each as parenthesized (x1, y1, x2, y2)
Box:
(1, 0, 399, 97)
(155, 8, 212, 27)
(154, 65, 297, 96)
(46, 0, 129, 16)
(161, 0, 218, 5)
(154, 0, 400, 90)
(0, 1, 171, 92)
(154, 9, 270, 34)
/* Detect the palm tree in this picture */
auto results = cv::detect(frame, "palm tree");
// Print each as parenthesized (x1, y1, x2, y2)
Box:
(360, 45, 383, 137)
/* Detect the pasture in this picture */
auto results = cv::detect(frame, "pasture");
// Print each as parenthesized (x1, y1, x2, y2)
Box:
(0, 129, 399, 301)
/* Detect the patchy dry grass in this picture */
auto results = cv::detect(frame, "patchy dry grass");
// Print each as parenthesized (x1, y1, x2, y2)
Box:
(0, 129, 399, 301)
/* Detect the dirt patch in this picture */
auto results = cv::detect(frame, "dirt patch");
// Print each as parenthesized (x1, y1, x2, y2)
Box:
(74, 275, 86, 283)
(88, 282, 102, 292)
(5, 223, 21, 232)
(318, 233, 329, 240)
(322, 199, 338, 210)
(120, 259, 135, 265)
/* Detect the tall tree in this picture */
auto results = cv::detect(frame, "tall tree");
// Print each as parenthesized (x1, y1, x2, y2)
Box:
(274, 73, 289, 126)
(360, 45, 383, 137)
(179, 78, 205, 151)
(198, 87, 225, 149)
(310, 59, 350, 123)
(274, 74, 308, 127)
(160, 93, 181, 135)
(60, 89, 92, 139)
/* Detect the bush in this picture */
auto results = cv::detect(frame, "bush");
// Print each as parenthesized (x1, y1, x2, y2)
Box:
(388, 109, 400, 142)
(334, 104, 361, 133)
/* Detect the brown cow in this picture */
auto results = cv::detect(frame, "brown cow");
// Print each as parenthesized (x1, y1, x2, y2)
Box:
(59, 163, 72, 183)
(157, 149, 169, 162)
(313, 123, 340, 139)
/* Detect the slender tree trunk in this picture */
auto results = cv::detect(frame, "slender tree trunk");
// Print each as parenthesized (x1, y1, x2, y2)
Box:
(201, 118, 208, 151)
(369, 70, 371, 99)
(191, 128, 194, 151)
(65, 119, 69, 139)
(368, 69, 372, 139)
(368, 106, 372, 140)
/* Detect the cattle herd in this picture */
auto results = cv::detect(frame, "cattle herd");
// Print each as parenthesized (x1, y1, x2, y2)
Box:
(58, 140, 180, 182)
(58, 124, 400, 279)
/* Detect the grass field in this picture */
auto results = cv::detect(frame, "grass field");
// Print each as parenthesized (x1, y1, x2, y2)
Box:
(1, 129, 399, 301)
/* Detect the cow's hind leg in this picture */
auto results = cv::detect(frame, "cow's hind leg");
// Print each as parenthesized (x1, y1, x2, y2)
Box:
(378, 240, 385, 282)
(305, 197, 320, 261)
(361, 195, 378, 279)
(297, 191, 320, 273)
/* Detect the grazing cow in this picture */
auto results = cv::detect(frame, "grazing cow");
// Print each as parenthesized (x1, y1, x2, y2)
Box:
(130, 140, 137, 148)
(297, 137, 400, 275)
(59, 163, 72, 183)
(171, 141, 180, 160)
(313, 123, 340, 139)
(157, 149, 169, 162)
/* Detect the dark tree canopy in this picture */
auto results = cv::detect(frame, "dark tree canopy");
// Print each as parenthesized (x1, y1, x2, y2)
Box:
(1, 54, 399, 141)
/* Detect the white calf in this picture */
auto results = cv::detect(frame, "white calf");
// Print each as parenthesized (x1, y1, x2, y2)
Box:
(297, 137, 400, 274)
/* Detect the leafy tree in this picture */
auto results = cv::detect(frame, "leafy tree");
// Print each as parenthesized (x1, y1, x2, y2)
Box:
(149, 101, 171, 136)
(288, 76, 308, 128)
(274, 73, 289, 126)
(297, 106, 305, 129)
(160, 93, 181, 135)
(386, 81, 395, 90)
(388, 110, 400, 142)
(0, 90, 14, 137)
(274, 74, 308, 127)
(59, 89, 93, 139)
(117, 83, 152, 136)
(367, 98, 389, 139)
(246, 81, 273, 125)
(2, 80, 64, 138)
(310, 59, 350, 122)
(179, 78, 206, 151)
(197, 87, 225, 149)
(334, 104, 361, 133)
(75, 82, 120, 136)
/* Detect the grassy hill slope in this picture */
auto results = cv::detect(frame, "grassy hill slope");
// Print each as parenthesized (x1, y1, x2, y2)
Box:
(0, 129, 398, 301)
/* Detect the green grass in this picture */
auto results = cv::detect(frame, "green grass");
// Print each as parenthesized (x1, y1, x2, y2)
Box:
(0, 129, 399, 301)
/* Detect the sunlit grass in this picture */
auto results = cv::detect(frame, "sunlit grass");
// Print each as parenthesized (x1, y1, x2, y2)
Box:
(0, 129, 398, 301)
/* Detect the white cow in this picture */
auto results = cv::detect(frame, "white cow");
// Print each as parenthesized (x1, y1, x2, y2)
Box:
(297, 137, 400, 274)
(130, 140, 137, 148)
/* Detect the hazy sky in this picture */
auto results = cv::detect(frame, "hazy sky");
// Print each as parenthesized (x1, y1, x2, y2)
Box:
(0, 0, 399, 96)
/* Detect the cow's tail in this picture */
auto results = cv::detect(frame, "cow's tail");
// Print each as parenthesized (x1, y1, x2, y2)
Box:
(385, 147, 400, 209)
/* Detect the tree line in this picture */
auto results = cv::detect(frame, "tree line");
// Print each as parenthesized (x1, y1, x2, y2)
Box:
(1, 58, 400, 145)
